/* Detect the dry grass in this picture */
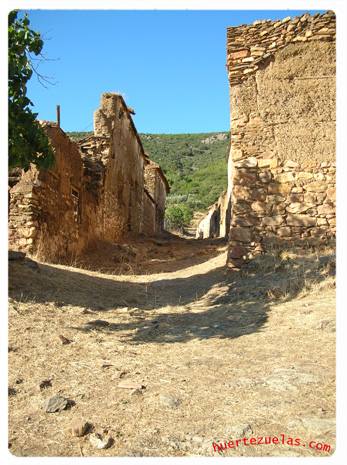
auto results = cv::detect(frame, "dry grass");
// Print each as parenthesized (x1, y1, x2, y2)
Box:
(8, 238, 335, 457)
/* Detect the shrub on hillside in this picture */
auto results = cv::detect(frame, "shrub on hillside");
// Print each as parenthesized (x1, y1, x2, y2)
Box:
(165, 204, 193, 231)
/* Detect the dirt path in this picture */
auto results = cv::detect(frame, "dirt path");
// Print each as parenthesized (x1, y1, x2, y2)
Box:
(8, 238, 335, 456)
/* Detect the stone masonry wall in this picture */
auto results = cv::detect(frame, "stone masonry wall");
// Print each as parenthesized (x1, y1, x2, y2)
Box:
(226, 11, 336, 268)
(142, 189, 156, 236)
(196, 191, 231, 239)
(9, 93, 169, 261)
(91, 93, 145, 239)
(144, 159, 169, 233)
(9, 124, 88, 260)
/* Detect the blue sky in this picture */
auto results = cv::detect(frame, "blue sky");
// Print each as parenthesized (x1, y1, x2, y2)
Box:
(25, 9, 322, 133)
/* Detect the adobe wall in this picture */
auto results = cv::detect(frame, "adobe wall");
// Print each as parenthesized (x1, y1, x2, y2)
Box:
(144, 159, 169, 233)
(226, 11, 336, 268)
(9, 124, 89, 260)
(92, 93, 145, 239)
(142, 189, 156, 236)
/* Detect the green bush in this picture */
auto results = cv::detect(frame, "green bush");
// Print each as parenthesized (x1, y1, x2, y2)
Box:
(165, 204, 193, 231)
(140, 132, 229, 215)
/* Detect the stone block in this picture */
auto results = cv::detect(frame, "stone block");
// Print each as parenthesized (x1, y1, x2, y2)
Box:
(328, 217, 336, 227)
(284, 160, 299, 169)
(251, 201, 268, 215)
(317, 204, 335, 215)
(227, 256, 244, 269)
(288, 193, 304, 203)
(326, 187, 335, 201)
(258, 158, 274, 168)
(233, 185, 251, 198)
(250, 46, 266, 52)
(304, 193, 316, 204)
(262, 215, 284, 227)
(235, 157, 258, 168)
(267, 194, 285, 203)
(314, 173, 325, 181)
(233, 201, 252, 215)
(277, 226, 291, 237)
(286, 203, 314, 214)
(276, 172, 295, 183)
(232, 148, 244, 161)
(310, 227, 328, 237)
(316, 193, 327, 203)
(233, 215, 258, 227)
(230, 49, 250, 59)
(249, 188, 267, 202)
(233, 170, 258, 185)
(305, 181, 328, 193)
(230, 227, 252, 243)
(286, 214, 316, 227)
(259, 170, 272, 183)
(229, 244, 247, 259)
(296, 172, 314, 181)
(268, 183, 292, 195)
(271, 204, 286, 215)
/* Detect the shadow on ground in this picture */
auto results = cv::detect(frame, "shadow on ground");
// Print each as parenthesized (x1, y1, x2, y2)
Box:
(51, 233, 227, 275)
(8, 245, 335, 345)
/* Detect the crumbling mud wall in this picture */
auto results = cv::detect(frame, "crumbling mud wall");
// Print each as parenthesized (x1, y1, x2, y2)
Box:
(144, 158, 170, 233)
(226, 11, 336, 268)
(9, 93, 169, 261)
(142, 189, 157, 236)
(81, 93, 146, 240)
(9, 124, 88, 260)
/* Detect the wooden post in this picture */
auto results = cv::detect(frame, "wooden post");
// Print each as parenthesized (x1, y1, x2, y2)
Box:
(56, 105, 60, 127)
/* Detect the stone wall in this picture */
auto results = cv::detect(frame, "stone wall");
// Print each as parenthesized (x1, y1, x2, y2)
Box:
(81, 93, 146, 240)
(142, 189, 156, 236)
(144, 158, 169, 233)
(196, 191, 231, 239)
(9, 124, 89, 260)
(9, 93, 169, 261)
(226, 11, 336, 268)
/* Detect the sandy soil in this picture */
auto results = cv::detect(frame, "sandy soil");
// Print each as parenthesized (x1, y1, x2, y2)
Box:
(8, 236, 335, 457)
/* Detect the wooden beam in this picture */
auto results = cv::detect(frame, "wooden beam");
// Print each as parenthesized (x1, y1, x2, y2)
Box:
(56, 105, 61, 127)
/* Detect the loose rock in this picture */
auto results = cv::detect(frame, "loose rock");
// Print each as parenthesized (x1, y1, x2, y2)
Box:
(59, 335, 73, 345)
(69, 419, 90, 437)
(89, 432, 113, 449)
(44, 394, 70, 413)
(159, 394, 181, 409)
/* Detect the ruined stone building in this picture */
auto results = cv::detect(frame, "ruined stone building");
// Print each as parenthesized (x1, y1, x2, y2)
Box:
(143, 157, 170, 235)
(195, 191, 231, 239)
(9, 93, 169, 261)
(226, 11, 336, 267)
(197, 11, 336, 267)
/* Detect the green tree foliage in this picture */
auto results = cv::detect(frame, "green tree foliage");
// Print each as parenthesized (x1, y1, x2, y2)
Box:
(165, 204, 193, 231)
(8, 10, 54, 170)
(140, 132, 229, 219)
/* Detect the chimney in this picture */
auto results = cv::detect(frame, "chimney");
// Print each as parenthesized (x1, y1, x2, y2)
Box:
(56, 105, 61, 127)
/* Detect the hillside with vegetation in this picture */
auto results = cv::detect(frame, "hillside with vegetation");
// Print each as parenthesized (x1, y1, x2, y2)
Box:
(68, 131, 229, 228)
